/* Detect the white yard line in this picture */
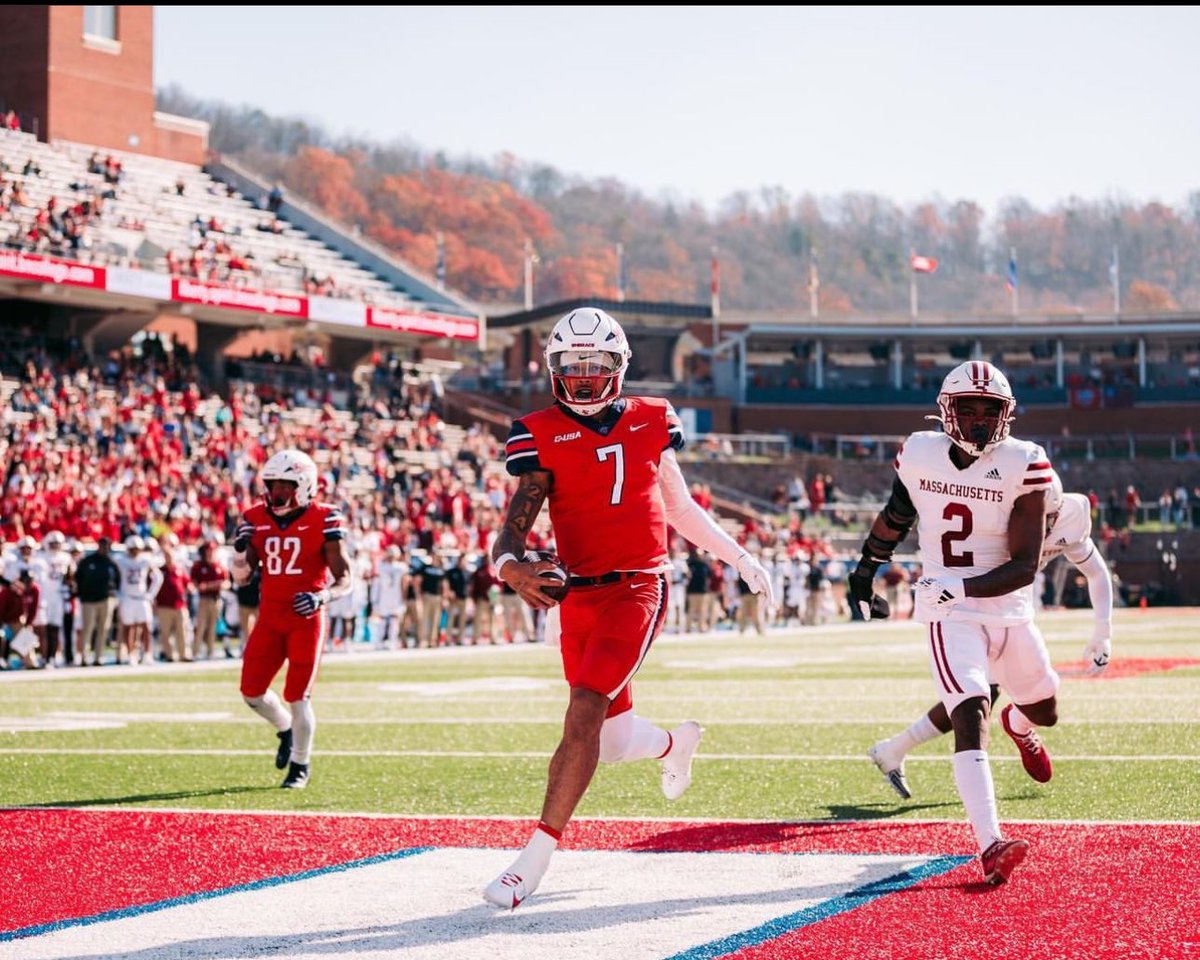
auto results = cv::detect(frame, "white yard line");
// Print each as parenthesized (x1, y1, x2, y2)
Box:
(1, 747, 1196, 761)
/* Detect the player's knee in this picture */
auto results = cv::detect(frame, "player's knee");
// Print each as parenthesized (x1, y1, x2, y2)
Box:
(242, 693, 265, 709)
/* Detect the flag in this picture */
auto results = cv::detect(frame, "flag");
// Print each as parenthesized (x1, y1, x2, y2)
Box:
(435, 231, 445, 289)
(910, 253, 938, 274)
(1005, 252, 1018, 292)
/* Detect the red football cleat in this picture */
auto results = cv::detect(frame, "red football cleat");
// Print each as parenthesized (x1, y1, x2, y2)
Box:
(1001, 703, 1053, 783)
(981, 837, 1029, 885)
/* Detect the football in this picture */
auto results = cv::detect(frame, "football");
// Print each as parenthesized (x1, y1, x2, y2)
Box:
(526, 549, 571, 603)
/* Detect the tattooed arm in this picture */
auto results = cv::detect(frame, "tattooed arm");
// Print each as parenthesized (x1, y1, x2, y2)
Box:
(492, 469, 560, 609)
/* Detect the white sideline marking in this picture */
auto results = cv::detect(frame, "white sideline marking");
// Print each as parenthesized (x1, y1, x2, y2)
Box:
(378, 677, 556, 695)
(3, 747, 1196, 761)
(11, 848, 941, 959)
(0, 712, 234, 733)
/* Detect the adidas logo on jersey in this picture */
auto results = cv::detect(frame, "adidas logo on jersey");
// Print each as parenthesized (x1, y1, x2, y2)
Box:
(554, 430, 582, 443)
(1055, 537, 1067, 545)
(985, 467, 1002, 480)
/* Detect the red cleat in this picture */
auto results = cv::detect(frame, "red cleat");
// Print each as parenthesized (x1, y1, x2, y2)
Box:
(980, 837, 1029, 885)
(1001, 703, 1053, 783)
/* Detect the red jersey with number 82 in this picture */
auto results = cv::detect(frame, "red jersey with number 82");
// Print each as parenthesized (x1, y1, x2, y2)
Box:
(242, 501, 347, 608)
(505, 397, 684, 577)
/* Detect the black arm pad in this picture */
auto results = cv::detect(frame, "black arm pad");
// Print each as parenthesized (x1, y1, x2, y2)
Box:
(883, 477, 917, 534)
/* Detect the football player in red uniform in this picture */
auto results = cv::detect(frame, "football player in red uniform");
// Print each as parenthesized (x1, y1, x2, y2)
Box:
(232, 449, 353, 789)
(483, 307, 776, 908)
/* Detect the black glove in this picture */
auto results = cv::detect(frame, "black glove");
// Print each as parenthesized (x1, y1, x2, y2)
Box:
(848, 561, 891, 620)
(233, 520, 255, 553)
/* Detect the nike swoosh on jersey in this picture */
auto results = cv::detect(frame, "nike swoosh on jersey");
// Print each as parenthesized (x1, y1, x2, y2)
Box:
(629, 423, 649, 432)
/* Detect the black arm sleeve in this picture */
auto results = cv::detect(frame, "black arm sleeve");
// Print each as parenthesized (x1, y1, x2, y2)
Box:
(864, 477, 917, 565)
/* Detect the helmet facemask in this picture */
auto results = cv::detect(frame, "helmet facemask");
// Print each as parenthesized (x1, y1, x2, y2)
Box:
(549, 349, 624, 417)
(941, 394, 1014, 456)
(266, 479, 301, 516)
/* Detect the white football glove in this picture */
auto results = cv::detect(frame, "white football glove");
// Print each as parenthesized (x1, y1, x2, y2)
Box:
(1083, 626, 1112, 676)
(915, 575, 966, 613)
(736, 552, 776, 609)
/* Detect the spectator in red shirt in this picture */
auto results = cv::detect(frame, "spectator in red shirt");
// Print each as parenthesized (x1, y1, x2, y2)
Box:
(190, 541, 229, 659)
(1, 573, 42, 669)
(156, 540, 195, 662)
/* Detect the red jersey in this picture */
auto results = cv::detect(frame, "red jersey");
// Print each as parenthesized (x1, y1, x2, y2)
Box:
(505, 397, 685, 577)
(242, 501, 346, 608)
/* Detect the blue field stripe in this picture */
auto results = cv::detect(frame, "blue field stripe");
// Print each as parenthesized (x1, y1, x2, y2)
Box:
(665, 854, 971, 960)
(1, 846, 433, 942)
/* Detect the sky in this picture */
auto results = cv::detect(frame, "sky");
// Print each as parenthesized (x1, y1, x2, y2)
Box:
(154, 6, 1200, 219)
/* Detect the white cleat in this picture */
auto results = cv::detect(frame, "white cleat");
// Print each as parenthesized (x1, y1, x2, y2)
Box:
(868, 739, 912, 800)
(662, 721, 703, 801)
(483, 868, 539, 910)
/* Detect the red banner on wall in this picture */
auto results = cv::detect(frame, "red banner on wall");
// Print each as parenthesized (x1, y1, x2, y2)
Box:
(367, 306, 479, 341)
(0, 251, 107, 289)
(171, 279, 308, 318)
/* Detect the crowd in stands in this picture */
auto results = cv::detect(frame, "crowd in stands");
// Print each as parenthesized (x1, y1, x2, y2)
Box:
(0, 329, 856, 668)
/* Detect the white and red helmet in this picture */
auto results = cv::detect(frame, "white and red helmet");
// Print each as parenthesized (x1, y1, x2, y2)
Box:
(933, 361, 1016, 456)
(261, 449, 318, 515)
(545, 308, 632, 417)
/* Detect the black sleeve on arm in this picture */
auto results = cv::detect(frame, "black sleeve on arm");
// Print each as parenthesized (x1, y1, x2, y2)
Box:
(504, 419, 544, 476)
(883, 477, 917, 532)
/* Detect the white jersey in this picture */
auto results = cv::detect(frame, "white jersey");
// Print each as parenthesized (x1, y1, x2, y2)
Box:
(372, 560, 407, 615)
(41, 549, 74, 624)
(1039, 493, 1095, 569)
(117, 555, 164, 602)
(896, 431, 1054, 626)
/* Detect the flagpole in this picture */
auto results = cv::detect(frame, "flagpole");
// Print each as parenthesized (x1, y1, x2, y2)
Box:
(435, 231, 445, 291)
(909, 247, 918, 322)
(1009, 246, 1019, 317)
(809, 248, 819, 320)
(710, 244, 720, 349)
(1111, 244, 1120, 315)
(616, 242, 626, 303)
(524, 237, 533, 311)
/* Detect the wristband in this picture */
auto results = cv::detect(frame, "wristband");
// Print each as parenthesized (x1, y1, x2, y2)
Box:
(495, 553, 519, 576)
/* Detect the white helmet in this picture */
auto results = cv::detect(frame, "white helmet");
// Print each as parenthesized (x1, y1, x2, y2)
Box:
(125, 535, 144, 552)
(1046, 469, 1064, 516)
(932, 361, 1016, 457)
(17, 535, 37, 551)
(44, 531, 66, 550)
(261, 449, 318, 515)
(545, 307, 632, 417)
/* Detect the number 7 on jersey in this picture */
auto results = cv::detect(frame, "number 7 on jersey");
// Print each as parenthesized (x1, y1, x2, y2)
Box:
(596, 443, 624, 505)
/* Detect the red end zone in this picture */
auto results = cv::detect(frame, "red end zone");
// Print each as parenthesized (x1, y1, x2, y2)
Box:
(1, 810, 1195, 958)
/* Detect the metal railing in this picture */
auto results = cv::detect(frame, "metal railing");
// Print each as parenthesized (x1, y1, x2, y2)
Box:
(806, 432, 1200, 462)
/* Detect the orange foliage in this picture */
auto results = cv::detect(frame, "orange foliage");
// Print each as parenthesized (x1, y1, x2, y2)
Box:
(1125, 280, 1178, 313)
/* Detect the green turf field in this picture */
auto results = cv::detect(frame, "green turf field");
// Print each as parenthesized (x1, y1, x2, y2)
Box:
(1, 608, 1196, 821)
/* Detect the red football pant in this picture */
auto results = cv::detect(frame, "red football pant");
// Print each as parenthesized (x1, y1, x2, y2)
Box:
(240, 605, 325, 702)
(559, 573, 668, 717)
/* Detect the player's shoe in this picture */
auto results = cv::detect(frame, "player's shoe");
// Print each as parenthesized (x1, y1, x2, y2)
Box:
(868, 739, 913, 800)
(483, 867, 540, 910)
(1000, 704, 1053, 783)
(662, 721, 703, 801)
(275, 729, 293, 770)
(980, 837, 1029, 885)
(281, 761, 309, 789)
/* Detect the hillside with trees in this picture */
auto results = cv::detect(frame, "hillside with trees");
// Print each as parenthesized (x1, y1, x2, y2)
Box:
(159, 86, 1200, 315)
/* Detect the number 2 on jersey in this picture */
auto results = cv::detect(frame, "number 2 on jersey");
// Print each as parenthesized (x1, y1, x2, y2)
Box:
(263, 536, 302, 575)
(941, 502, 975, 567)
(596, 443, 625, 505)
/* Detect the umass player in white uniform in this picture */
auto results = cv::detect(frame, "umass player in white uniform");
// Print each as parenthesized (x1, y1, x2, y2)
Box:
(867, 475, 1114, 799)
(849, 361, 1061, 885)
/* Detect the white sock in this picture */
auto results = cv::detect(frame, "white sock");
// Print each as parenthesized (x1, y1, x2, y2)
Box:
(244, 690, 291, 731)
(510, 823, 559, 883)
(952, 750, 1002, 852)
(1006, 705, 1036, 736)
(289, 699, 316, 764)
(892, 714, 941, 754)
(599, 711, 671, 763)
